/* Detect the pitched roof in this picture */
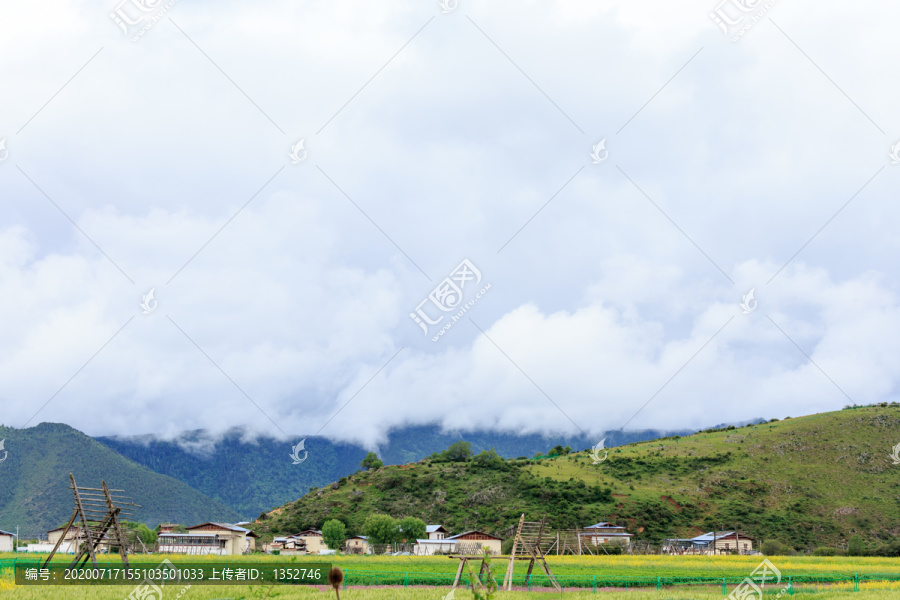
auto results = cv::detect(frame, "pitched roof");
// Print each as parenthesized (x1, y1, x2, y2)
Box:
(585, 522, 618, 529)
(185, 522, 259, 537)
(0, 530, 14, 536)
(426, 525, 448, 533)
(691, 531, 735, 542)
(446, 530, 501, 541)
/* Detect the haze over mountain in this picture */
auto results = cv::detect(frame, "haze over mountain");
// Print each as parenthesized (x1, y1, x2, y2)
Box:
(0, 423, 240, 537)
(96, 424, 696, 519)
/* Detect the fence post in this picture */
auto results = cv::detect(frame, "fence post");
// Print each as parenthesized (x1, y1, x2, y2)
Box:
(344, 569, 348, 588)
(657, 576, 661, 590)
(404, 571, 409, 587)
(722, 577, 727, 595)
(592, 574, 596, 593)
(788, 575, 793, 595)
(854, 573, 858, 592)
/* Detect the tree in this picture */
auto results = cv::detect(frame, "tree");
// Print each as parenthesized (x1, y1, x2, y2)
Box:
(445, 441, 473, 462)
(472, 449, 503, 468)
(360, 451, 383, 470)
(363, 514, 399, 544)
(397, 517, 426, 542)
(123, 522, 157, 546)
(322, 519, 347, 551)
(848, 535, 866, 556)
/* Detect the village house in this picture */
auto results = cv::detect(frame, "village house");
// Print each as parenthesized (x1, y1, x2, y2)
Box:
(158, 522, 258, 555)
(266, 529, 326, 555)
(344, 535, 371, 554)
(446, 530, 502, 555)
(426, 525, 450, 540)
(0, 530, 14, 553)
(158, 523, 179, 534)
(268, 534, 306, 554)
(296, 529, 326, 554)
(580, 522, 633, 548)
(662, 531, 754, 555)
(413, 537, 457, 555)
(43, 526, 110, 554)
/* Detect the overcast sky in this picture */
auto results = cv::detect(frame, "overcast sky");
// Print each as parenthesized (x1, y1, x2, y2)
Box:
(1, 0, 898, 448)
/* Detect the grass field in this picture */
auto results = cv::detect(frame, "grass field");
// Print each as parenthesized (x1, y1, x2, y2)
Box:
(4, 552, 900, 578)
(3, 553, 900, 598)
(3, 583, 900, 599)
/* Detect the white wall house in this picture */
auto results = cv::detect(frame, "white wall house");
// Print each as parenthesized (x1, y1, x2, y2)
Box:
(0, 530, 14, 553)
(158, 523, 258, 555)
(414, 538, 457, 555)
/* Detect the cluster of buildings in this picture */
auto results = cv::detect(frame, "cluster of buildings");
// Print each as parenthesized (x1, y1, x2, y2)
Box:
(264, 525, 504, 556)
(2, 521, 755, 556)
(12, 522, 260, 556)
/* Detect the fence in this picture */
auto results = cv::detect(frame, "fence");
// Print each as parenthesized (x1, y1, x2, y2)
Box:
(3, 558, 899, 594)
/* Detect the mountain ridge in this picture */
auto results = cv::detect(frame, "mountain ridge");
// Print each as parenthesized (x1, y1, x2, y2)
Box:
(0, 422, 241, 536)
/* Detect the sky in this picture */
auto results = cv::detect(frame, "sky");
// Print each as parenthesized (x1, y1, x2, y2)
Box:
(1, 0, 898, 448)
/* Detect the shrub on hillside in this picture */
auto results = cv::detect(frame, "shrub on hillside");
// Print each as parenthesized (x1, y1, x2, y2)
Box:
(360, 452, 384, 470)
(761, 540, 795, 556)
(872, 541, 900, 557)
(472, 449, 504, 469)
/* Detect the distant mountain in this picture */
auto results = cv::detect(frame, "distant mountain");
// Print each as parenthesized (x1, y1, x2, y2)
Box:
(252, 406, 900, 550)
(96, 425, 695, 521)
(0, 423, 240, 537)
(97, 431, 367, 521)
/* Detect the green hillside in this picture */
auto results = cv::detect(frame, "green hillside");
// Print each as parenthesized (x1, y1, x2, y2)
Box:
(0, 423, 241, 536)
(252, 405, 900, 551)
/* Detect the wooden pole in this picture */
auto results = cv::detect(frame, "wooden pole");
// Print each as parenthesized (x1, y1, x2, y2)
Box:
(69, 473, 99, 569)
(504, 514, 524, 591)
(42, 509, 77, 568)
(103, 481, 130, 569)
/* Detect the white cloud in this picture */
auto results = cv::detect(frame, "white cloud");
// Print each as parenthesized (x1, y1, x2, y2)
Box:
(1, 0, 898, 444)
